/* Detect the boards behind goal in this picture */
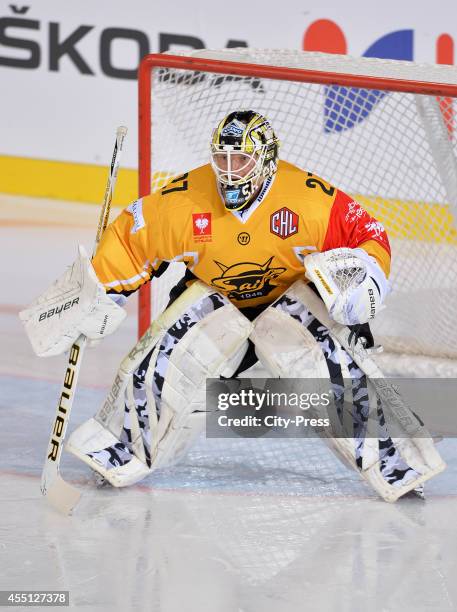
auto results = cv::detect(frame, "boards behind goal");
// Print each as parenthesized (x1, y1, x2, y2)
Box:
(137, 49, 457, 369)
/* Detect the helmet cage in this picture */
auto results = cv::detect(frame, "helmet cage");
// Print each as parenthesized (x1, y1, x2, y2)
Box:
(210, 143, 267, 187)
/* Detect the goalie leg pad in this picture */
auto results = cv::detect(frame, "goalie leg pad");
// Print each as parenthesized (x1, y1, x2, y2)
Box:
(66, 281, 252, 487)
(250, 280, 445, 502)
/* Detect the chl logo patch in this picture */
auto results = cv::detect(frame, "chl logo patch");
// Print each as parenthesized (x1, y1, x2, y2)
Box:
(192, 213, 212, 242)
(270, 207, 299, 239)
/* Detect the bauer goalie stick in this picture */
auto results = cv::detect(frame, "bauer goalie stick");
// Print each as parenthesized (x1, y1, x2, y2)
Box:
(41, 126, 128, 515)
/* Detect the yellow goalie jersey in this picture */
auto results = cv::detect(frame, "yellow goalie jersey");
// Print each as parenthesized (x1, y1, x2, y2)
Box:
(93, 161, 391, 310)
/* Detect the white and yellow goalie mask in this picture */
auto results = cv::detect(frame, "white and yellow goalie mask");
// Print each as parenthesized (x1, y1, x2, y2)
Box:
(210, 110, 280, 211)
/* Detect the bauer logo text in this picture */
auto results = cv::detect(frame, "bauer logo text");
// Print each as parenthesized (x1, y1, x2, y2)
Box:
(48, 343, 80, 462)
(38, 298, 79, 322)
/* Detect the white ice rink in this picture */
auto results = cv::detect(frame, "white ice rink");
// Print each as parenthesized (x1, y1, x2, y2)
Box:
(1, 195, 457, 611)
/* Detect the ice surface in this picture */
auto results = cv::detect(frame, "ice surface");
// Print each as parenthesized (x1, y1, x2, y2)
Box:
(1, 195, 457, 612)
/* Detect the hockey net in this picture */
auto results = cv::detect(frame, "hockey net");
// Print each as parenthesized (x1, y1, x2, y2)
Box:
(138, 49, 457, 373)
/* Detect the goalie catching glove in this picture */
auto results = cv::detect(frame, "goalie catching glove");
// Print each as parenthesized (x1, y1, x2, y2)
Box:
(19, 245, 126, 357)
(304, 248, 391, 326)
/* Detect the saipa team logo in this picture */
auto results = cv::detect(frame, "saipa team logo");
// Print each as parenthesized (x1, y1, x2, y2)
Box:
(192, 212, 212, 243)
(211, 257, 286, 301)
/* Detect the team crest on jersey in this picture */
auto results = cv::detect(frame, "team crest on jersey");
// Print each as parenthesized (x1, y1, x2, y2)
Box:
(270, 207, 299, 239)
(211, 257, 286, 301)
(192, 213, 212, 242)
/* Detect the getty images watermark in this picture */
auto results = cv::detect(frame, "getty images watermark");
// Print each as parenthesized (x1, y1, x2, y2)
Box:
(206, 378, 334, 438)
(206, 377, 457, 439)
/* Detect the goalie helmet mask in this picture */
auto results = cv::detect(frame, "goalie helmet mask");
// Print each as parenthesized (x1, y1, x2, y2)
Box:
(210, 110, 280, 211)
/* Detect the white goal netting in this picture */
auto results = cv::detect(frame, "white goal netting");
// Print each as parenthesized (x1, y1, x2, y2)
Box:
(140, 49, 457, 366)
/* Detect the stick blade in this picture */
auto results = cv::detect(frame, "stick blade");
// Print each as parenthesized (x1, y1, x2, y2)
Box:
(42, 474, 81, 515)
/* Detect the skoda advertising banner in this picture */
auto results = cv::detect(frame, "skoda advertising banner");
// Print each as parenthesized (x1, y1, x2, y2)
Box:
(0, 0, 455, 201)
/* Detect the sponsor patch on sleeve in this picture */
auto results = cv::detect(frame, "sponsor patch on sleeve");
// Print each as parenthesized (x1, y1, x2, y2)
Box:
(365, 220, 387, 241)
(344, 200, 366, 224)
(127, 199, 145, 234)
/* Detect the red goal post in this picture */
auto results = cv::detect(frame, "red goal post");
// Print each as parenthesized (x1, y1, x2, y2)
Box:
(137, 49, 457, 366)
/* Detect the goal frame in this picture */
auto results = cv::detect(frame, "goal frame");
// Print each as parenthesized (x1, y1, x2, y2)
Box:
(137, 51, 457, 339)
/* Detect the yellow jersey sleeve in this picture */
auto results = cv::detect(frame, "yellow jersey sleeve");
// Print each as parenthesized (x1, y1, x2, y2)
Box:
(92, 194, 175, 295)
(92, 170, 202, 295)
